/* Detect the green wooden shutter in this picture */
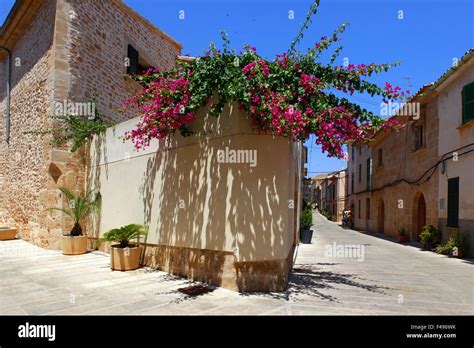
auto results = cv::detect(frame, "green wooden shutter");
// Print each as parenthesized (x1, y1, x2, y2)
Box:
(462, 82, 474, 124)
(447, 177, 459, 228)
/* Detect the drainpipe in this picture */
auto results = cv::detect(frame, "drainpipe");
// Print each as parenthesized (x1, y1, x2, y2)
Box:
(0, 46, 11, 144)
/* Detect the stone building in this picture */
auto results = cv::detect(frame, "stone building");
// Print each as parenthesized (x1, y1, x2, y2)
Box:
(435, 50, 474, 256)
(311, 173, 327, 208)
(313, 170, 346, 222)
(347, 143, 374, 231)
(348, 84, 440, 240)
(346, 49, 474, 256)
(0, 0, 182, 249)
(0, 0, 306, 291)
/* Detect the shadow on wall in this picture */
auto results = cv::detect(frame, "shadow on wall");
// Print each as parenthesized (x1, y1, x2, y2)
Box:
(88, 102, 297, 291)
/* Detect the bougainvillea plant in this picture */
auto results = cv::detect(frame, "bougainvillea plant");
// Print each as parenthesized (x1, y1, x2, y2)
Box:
(119, 0, 408, 158)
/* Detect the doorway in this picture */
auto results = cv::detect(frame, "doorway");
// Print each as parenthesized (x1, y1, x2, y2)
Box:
(378, 200, 385, 234)
(413, 193, 426, 240)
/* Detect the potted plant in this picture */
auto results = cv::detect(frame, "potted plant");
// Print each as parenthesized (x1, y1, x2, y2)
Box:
(47, 187, 101, 255)
(300, 208, 313, 244)
(419, 225, 440, 250)
(435, 232, 467, 258)
(397, 227, 408, 243)
(0, 226, 17, 241)
(102, 224, 147, 271)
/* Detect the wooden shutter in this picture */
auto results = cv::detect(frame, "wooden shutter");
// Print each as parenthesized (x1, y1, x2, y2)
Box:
(366, 158, 371, 190)
(447, 177, 459, 228)
(462, 82, 474, 123)
(127, 45, 139, 75)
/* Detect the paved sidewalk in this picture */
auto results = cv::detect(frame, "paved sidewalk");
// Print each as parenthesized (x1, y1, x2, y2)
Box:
(0, 212, 473, 315)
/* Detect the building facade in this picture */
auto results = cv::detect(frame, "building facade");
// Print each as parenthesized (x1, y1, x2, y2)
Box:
(347, 143, 373, 231)
(346, 49, 474, 256)
(435, 50, 474, 256)
(313, 170, 346, 222)
(0, 0, 306, 291)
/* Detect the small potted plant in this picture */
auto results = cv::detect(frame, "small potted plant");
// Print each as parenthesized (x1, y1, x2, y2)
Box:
(47, 188, 101, 255)
(419, 225, 440, 251)
(299, 208, 313, 244)
(102, 224, 147, 271)
(0, 226, 17, 240)
(435, 232, 467, 258)
(397, 227, 408, 243)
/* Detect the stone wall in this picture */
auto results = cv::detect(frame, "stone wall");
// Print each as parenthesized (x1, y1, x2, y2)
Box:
(67, 0, 181, 123)
(0, 0, 182, 249)
(0, 0, 59, 248)
(370, 96, 439, 240)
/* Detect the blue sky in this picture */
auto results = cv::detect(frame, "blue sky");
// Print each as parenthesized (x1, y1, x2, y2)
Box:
(1, 0, 472, 175)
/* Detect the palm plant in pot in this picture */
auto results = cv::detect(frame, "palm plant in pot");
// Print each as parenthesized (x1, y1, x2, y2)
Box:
(102, 224, 147, 271)
(300, 207, 313, 244)
(48, 188, 101, 255)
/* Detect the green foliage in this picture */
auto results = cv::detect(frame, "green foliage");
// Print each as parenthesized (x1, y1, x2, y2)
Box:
(125, 0, 404, 157)
(419, 225, 441, 245)
(102, 224, 148, 248)
(300, 208, 313, 230)
(435, 232, 467, 257)
(302, 200, 312, 211)
(47, 187, 101, 236)
(25, 93, 108, 152)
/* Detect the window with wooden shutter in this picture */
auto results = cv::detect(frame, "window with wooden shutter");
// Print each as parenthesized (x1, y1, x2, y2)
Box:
(366, 158, 371, 190)
(377, 148, 383, 166)
(447, 177, 459, 228)
(366, 198, 370, 219)
(462, 82, 474, 124)
(351, 172, 354, 194)
(127, 44, 140, 75)
(358, 163, 362, 183)
(414, 126, 423, 150)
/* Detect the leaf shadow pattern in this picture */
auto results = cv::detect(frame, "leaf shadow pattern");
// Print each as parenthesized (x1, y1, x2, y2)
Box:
(237, 264, 392, 304)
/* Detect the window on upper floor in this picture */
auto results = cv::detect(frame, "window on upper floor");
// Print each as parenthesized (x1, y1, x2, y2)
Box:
(351, 172, 354, 194)
(414, 125, 424, 151)
(462, 82, 474, 124)
(358, 146, 362, 156)
(351, 146, 355, 161)
(127, 44, 153, 76)
(366, 158, 371, 191)
(377, 148, 383, 166)
(358, 164, 362, 183)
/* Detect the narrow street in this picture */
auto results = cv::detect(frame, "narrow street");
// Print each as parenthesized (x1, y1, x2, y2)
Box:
(0, 211, 472, 315)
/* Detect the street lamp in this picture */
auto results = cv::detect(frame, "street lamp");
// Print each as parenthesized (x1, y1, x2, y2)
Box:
(0, 45, 11, 143)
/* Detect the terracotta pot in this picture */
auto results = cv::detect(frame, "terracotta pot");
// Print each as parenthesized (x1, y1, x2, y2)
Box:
(110, 244, 143, 271)
(0, 227, 17, 241)
(62, 235, 88, 255)
(397, 235, 408, 243)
